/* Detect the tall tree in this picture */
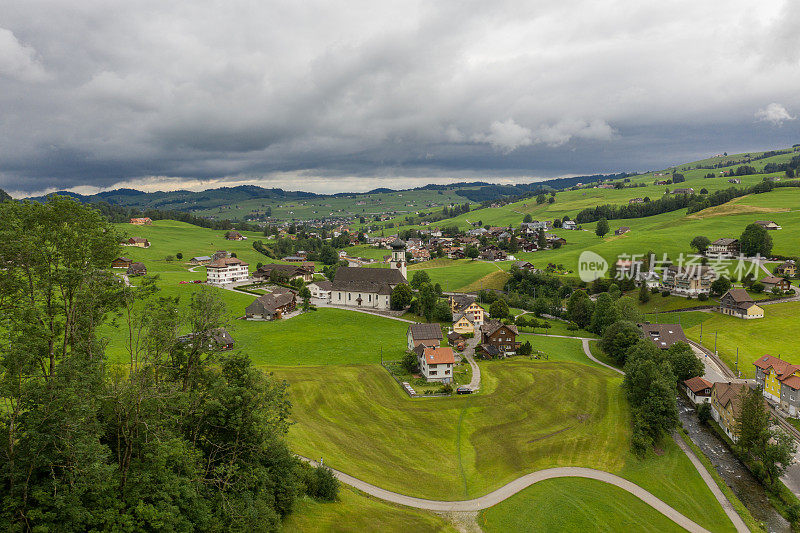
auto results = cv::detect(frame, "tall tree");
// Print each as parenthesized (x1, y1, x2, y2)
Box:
(740, 223, 773, 257)
(589, 293, 618, 334)
(595, 217, 609, 237)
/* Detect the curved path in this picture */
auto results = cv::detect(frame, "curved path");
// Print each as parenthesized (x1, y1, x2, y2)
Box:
(461, 335, 481, 390)
(303, 458, 711, 532)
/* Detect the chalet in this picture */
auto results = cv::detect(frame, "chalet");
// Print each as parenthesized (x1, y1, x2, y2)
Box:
(479, 248, 507, 261)
(448, 296, 485, 326)
(111, 257, 132, 268)
(447, 332, 465, 350)
(123, 237, 150, 248)
(546, 235, 566, 247)
(776, 260, 797, 277)
(683, 376, 713, 404)
(225, 230, 244, 240)
(127, 262, 147, 276)
(755, 220, 782, 231)
(190, 256, 212, 265)
(662, 265, 716, 295)
(671, 188, 695, 195)
(654, 180, 670, 185)
(282, 255, 306, 262)
(754, 354, 800, 417)
(417, 346, 455, 383)
(307, 280, 332, 299)
(520, 221, 549, 235)
(253, 263, 313, 283)
(629, 197, 645, 204)
(719, 289, 764, 319)
(302, 262, 316, 273)
(245, 289, 297, 320)
(130, 217, 152, 225)
(639, 323, 688, 350)
(212, 250, 231, 261)
(452, 313, 476, 335)
(206, 257, 249, 285)
(760, 276, 791, 292)
(707, 238, 739, 258)
(178, 327, 235, 351)
(728, 178, 741, 184)
(407, 323, 443, 351)
(479, 320, 519, 353)
(614, 226, 630, 236)
(562, 220, 577, 230)
(514, 261, 537, 273)
(711, 382, 749, 441)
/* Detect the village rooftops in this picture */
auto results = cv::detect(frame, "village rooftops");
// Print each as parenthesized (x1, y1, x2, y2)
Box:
(639, 323, 687, 349)
(408, 323, 443, 342)
(207, 257, 249, 268)
(480, 320, 518, 337)
(684, 376, 713, 394)
(331, 266, 406, 294)
(723, 288, 754, 305)
(713, 381, 749, 413)
(422, 346, 455, 365)
(753, 354, 800, 388)
(712, 238, 738, 246)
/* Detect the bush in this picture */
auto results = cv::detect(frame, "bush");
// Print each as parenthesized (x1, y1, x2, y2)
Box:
(697, 293, 708, 301)
(566, 322, 579, 331)
(297, 462, 340, 502)
(401, 351, 418, 373)
(650, 287, 659, 294)
(697, 402, 712, 425)
(438, 382, 454, 394)
(661, 290, 670, 297)
(751, 282, 765, 293)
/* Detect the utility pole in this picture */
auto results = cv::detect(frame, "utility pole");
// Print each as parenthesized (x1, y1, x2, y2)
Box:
(700, 321, 703, 343)
(736, 347, 739, 377)
(714, 331, 717, 355)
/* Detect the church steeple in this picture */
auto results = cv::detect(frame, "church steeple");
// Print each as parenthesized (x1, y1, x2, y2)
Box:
(389, 238, 407, 280)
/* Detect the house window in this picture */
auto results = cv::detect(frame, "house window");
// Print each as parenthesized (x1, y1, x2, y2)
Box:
(369, 294, 372, 302)
(430, 370, 437, 375)
(348, 293, 351, 301)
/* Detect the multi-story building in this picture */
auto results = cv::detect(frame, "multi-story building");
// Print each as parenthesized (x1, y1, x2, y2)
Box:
(707, 238, 739, 258)
(754, 354, 800, 417)
(718, 289, 764, 319)
(206, 257, 249, 285)
(710, 381, 749, 441)
(661, 265, 716, 296)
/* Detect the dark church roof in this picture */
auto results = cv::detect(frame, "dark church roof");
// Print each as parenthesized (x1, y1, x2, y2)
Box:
(331, 266, 406, 294)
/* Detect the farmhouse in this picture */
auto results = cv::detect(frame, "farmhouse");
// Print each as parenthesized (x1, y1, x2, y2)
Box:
(683, 376, 713, 404)
(671, 187, 695, 195)
(225, 230, 245, 240)
(447, 332, 465, 350)
(662, 265, 716, 295)
(407, 323, 443, 351)
(253, 263, 313, 283)
(452, 313, 477, 335)
(754, 354, 800, 417)
(546, 235, 567, 247)
(178, 327, 235, 351)
(776, 260, 797, 277)
(479, 320, 519, 353)
(562, 220, 577, 230)
(307, 280, 332, 299)
(719, 289, 764, 319)
(416, 346, 455, 383)
(127, 262, 147, 276)
(710, 382, 748, 441)
(728, 178, 741, 184)
(123, 237, 150, 248)
(130, 217, 152, 225)
(707, 238, 739, 258)
(111, 257, 132, 268)
(514, 260, 537, 272)
(245, 289, 298, 320)
(639, 323, 688, 349)
(614, 226, 630, 236)
(448, 296, 485, 326)
(190, 255, 212, 265)
(206, 257, 249, 285)
(628, 197, 645, 204)
(760, 276, 791, 292)
(754, 220, 782, 231)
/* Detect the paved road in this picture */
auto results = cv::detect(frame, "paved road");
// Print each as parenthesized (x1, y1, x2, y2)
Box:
(461, 335, 481, 390)
(580, 338, 624, 375)
(312, 299, 417, 323)
(301, 457, 714, 532)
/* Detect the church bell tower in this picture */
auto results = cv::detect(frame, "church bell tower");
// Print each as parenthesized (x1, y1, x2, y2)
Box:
(389, 238, 407, 280)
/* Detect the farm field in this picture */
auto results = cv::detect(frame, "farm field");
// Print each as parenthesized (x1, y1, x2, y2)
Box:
(407, 258, 505, 292)
(268, 357, 734, 531)
(282, 486, 456, 533)
(685, 301, 800, 378)
(478, 477, 684, 533)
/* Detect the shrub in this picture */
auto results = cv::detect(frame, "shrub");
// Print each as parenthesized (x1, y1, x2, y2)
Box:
(661, 290, 670, 297)
(566, 322, 579, 331)
(751, 282, 765, 293)
(697, 403, 712, 425)
(650, 287, 659, 294)
(697, 293, 708, 301)
(438, 382, 454, 394)
(401, 351, 418, 373)
(297, 463, 340, 502)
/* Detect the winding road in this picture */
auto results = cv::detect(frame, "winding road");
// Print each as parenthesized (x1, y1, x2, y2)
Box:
(299, 335, 748, 533)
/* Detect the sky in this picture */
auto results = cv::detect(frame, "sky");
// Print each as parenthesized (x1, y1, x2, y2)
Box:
(3, 0, 800, 197)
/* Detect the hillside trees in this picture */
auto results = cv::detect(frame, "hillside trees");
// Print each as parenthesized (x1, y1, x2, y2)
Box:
(664, 342, 704, 382)
(690, 236, 711, 253)
(740, 223, 774, 257)
(390, 283, 413, 310)
(566, 290, 594, 329)
(595, 217, 609, 237)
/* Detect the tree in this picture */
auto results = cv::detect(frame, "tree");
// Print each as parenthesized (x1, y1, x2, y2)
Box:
(523, 214, 533, 223)
(638, 282, 651, 303)
(537, 229, 546, 249)
(416, 283, 439, 322)
(299, 286, 312, 311)
(595, 217, 609, 237)
(690, 236, 711, 253)
(536, 193, 546, 204)
(665, 342, 703, 382)
(608, 283, 621, 299)
(600, 320, 641, 364)
(710, 276, 731, 296)
(176, 252, 183, 260)
(411, 270, 431, 289)
(614, 296, 643, 324)
(566, 290, 595, 329)
(390, 283, 413, 310)
(401, 350, 418, 373)
(489, 299, 509, 319)
(466, 245, 479, 259)
(589, 293, 618, 334)
(319, 245, 338, 265)
(518, 341, 533, 355)
(740, 223, 773, 257)
(751, 281, 765, 293)
(548, 196, 555, 204)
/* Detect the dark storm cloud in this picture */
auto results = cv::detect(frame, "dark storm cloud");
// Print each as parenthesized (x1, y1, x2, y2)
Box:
(2, 0, 800, 195)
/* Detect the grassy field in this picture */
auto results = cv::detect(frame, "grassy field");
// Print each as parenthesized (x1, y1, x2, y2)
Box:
(685, 301, 800, 378)
(407, 259, 503, 292)
(282, 486, 457, 532)
(269, 356, 734, 531)
(479, 477, 685, 533)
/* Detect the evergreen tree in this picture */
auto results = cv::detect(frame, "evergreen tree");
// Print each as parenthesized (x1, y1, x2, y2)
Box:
(595, 217, 609, 237)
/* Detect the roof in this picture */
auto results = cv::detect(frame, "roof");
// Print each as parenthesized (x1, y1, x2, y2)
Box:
(390, 238, 406, 249)
(753, 355, 800, 387)
(129, 237, 149, 243)
(309, 280, 332, 291)
(128, 262, 146, 270)
(207, 257, 248, 268)
(408, 323, 443, 341)
(191, 255, 212, 261)
(480, 320, 518, 337)
(755, 220, 777, 225)
(331, 266, 406, 293)
(246, 290, 297, 315)
(453, 313, 475, 324)
(713, 382, 748, 414)
(212, 327, 234, 345)
(639, 323, 687, 349)
(113, 256, 131, 262)
(478, 344, 500, 356)
(665, 265, 716, 279)
(684, 376, 712, 394)
(712, 238, 738, 245)
(722, 288, 753, 304)
(447, 332, 463, 342)
(761, 276, 785, 285)
(257, 263, 310, 276)
(422, 346, 455, 365)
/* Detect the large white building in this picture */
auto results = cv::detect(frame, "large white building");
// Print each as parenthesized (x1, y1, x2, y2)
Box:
(330, 239, 407, 309)
(206, 257, 249, 285)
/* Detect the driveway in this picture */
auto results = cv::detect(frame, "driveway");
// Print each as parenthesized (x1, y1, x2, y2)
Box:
(460, 334, 481, 390)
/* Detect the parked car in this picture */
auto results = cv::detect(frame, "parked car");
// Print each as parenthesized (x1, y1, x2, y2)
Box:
(456, 386, 472, 395)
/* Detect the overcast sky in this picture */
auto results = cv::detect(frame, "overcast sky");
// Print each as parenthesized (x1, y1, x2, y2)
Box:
(3, 0, 800, 197)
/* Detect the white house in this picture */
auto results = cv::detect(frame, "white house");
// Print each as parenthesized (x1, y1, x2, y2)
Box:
(206, 257, 249, 285)
(683, 376, 713, 405)
(562, 220, 577, 230)
(415, 346, 455, 383)
(307, 280, 332, 299)
(330, 239, 407, 310)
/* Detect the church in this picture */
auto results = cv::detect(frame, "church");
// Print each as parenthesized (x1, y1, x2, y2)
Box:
(330, 238, 407, 309)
